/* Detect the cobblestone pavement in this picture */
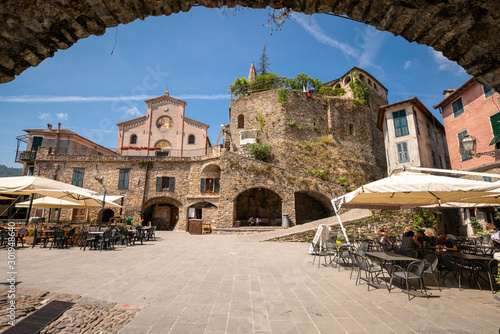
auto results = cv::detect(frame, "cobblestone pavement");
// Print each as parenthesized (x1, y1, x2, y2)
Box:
(1, 231, 499, 333)
(0, 288, 139, 333)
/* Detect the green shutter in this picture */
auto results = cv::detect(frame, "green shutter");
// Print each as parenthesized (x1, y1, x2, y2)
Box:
(156, 177, 161, 191)
(214, 178, 220, 193)
(200, 178, 205, 193)
(490, 113, 500, 144)
(169, 177, 175, 192)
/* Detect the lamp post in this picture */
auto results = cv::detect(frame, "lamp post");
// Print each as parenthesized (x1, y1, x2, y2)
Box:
(93, 168, 106, 230)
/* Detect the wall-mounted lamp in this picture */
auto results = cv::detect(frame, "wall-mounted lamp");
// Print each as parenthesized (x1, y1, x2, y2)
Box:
(460, 135, 476, 155)
(93, 167, 103, 183)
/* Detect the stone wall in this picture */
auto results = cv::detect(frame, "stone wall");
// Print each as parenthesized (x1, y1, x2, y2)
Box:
(1, 1, 499, 90)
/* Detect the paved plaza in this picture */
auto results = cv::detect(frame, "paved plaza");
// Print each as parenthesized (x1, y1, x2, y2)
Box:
(3, 231, 500, 333)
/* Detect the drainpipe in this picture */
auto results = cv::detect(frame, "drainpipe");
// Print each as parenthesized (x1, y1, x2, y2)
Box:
(54, 123, 61, 154)
(141, 166, 150, 215)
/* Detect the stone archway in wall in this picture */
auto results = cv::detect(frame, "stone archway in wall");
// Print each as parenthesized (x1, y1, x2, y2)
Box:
(97, 208, 116, 223)
(294, 191, 334, 225)
(235, 188, 282, 226)
(0, 1, 499, 90)
(142, 196, 182, 230)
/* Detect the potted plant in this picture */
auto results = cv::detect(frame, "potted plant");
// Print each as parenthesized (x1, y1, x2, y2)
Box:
(25, 230, 35, 244)
(121, 146, 129, 150)
(134, 146, 141, 151)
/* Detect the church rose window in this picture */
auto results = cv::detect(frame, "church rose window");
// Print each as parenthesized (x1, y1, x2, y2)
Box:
(156, 116, 173, 130)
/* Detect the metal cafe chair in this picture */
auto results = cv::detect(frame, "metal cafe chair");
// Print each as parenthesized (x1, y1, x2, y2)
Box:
(389, 260, 429, 301)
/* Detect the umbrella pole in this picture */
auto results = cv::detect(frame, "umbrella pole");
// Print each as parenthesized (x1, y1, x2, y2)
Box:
(333, 201, 350, 244)
(47, 208, 52, 224)
(98, 190, 106, 230)
(24, 194, 34, 226)
(56, 208, 61, 224)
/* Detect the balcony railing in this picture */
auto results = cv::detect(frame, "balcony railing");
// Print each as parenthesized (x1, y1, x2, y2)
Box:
(15, 151, 37, 162)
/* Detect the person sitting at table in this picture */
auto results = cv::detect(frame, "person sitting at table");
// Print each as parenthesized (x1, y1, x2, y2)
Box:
(377, 229, 394, 252)
(400, 233, 418, 256)
(402, 227, 414, 238)
(437, 235, 458, 251)
(425, 228, 438, 246)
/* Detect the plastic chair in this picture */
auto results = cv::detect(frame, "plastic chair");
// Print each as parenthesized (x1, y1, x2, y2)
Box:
(389, 260, 429, 300)
(62, 228, 75, 248)
(80, 231, 96, 251)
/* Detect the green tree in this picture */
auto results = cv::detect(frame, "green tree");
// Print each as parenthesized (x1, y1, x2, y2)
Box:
(229, 77, 250, 99)
(257, 42, 271, 75)
(286, 73, 323, 90)
(0, 165, 22, 177)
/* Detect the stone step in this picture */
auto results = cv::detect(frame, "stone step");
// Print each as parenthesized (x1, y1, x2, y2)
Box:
(212, 226, 282, 234)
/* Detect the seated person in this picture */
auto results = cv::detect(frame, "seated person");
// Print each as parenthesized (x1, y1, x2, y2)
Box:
(437, 235, 458, 251)
(402, 227, 414, 238)
(400, 234, 418, 255)
(377, 228, 394, 252)
(414, 229, 429, 247)
(425, 228, 438, 246)
(248, 217, 255, 226)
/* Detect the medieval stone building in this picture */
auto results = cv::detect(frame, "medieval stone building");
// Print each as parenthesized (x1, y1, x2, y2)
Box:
(18, 66, 388, 230)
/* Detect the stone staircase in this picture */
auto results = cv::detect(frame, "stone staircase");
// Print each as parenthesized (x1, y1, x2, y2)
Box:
(236, 208, 372, 242)
(212, 226, 282, 235)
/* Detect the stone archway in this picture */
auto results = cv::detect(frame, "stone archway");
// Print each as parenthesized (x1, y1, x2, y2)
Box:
(0, 1, 499, 89)
(235, 188, 282, 226)
(294, 191, 334, 225)
(142, 196, 182, 230)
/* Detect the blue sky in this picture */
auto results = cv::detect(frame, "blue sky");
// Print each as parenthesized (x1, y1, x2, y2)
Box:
(0, 7, 469, 167)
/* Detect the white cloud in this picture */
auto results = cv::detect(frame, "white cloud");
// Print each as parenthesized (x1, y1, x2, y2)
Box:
(38, 112, 51, 120)
(292, 13, 359, 59)
(291, 13, 385, 75)
(0, 93, 231, 103)
(404, 60, 412, 70)
(55, 113, 68, 120)
(124, 107, 142, 117)
(429, 49, 467, 75)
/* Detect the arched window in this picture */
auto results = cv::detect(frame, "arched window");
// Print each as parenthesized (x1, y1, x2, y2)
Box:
(334, 83, 341, 89)
(359, 74, 365, 81)
(188, 135, 195, 144)
(344, 76, 351, 85)
(368, 78, 373, 87)
(130, 134, 137, 144)
(237, 114, 244, 129)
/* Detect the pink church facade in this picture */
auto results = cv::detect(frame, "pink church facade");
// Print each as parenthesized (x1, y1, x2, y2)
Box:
(117, 91, 210, 157)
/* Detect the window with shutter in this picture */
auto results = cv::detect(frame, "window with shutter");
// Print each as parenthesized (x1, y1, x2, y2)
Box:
(397, 142, 410, 163)
(169, 177, 175, 192)
(200, 178, 205, 193)
(452, 98, 464, 117)
(483, 85, 495, 98)
(118, 169, 130, 189)
(71, 168, 85, 187)
(214, 178, 220, 193)
(392, 110, 409, 137)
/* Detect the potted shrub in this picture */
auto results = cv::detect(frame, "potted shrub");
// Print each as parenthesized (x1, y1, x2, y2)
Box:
(25, 230, 35, 244)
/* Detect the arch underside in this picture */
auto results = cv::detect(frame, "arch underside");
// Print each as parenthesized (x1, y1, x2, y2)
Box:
(0, 1, 499, 90)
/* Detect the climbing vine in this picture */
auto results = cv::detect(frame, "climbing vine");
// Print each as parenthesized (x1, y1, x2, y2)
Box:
(348, 72, 370, 106)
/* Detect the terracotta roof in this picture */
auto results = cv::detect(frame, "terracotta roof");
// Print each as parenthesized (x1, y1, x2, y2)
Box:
(116, 116, 147, 127)
(377, 97, 444, 131)
(433, 77, 475, 109)
(23, 128, 117, 155)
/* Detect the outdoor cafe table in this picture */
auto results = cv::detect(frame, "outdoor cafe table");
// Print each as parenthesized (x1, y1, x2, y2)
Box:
(433, 249, 492, 288)
(329, 243, 353, 269)
(365, 252, 417, 275)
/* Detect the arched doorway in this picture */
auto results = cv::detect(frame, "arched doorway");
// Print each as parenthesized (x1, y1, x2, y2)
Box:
(142, 197, 182, 231)
(294, 191, 334, 225)
(235, 188, 282, 226)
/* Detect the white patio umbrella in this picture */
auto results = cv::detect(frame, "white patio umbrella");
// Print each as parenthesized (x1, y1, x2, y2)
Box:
(15, 195, 123, 209)
(334, 172, 500, 208)
(331, 172, 500, 239)
(27, 189, 122, 208)
(0, 176, 96, 194)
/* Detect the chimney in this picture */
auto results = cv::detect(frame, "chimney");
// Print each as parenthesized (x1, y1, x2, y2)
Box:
(443, 89, 455, 97)
(47, 123, 53, 130)
(57, 123, 61, 132)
